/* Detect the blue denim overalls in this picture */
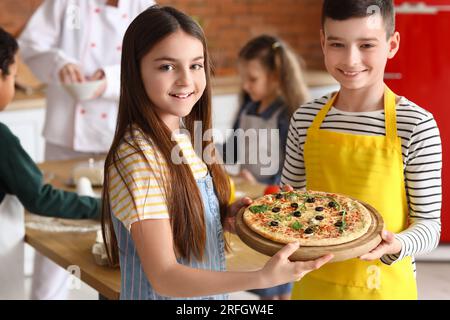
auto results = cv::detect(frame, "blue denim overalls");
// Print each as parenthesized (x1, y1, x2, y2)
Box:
(112, 174, 228, 300)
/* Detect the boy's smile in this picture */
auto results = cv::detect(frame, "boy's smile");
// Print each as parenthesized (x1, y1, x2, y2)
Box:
(321, 14, 399, 92)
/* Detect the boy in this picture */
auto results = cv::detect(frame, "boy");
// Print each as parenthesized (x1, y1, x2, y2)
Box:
(282, 0, 441, 299)
(0, 27, 99, 299)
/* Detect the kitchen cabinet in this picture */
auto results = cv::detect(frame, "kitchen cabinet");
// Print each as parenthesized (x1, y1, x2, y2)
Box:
(0, 101, 46, 163)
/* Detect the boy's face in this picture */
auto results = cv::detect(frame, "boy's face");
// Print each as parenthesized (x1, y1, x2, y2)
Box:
(321, 14, 400, 91)
(0, 54, 18, 111)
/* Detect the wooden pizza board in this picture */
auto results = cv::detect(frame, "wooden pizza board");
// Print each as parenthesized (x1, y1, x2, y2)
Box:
(235, 201, 384, 263)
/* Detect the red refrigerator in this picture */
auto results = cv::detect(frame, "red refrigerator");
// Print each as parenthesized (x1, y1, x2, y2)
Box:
(385, 0, 450, 242)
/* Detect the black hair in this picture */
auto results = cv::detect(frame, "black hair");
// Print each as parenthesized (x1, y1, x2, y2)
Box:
(0, 27, 19, 78)
(322, 0, 395, 38)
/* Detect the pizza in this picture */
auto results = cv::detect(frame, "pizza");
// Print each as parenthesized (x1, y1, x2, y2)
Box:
(242, 190, 372, 246)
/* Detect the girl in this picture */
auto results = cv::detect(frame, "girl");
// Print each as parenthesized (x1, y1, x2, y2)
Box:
(101, 5, 332, 300)
(224, 35, 310, 186)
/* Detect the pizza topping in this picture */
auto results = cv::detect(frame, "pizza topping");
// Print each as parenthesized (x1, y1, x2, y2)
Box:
(334, 221, 343, 227)
(272, 207, 281, 213)
(293, 211, 301, 217)
(306, 197, 315, 203)
(304, 227, 314, 234)
(249, 205, 269, 214)
(270, 221, 279, 227)
(315, 207, 324, 212)
(290, 203, 299, 209)
(275, 193, 283, 200)
(338, 210, 347, 232)
(315, 215, 324, 221)
(291, 221, 303, 230)
(328, 201, 337, 208)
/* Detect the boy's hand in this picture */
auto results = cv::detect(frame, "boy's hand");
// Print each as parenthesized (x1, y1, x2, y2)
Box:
(224, 197, 252, 233)
(359, 230, 402, 261)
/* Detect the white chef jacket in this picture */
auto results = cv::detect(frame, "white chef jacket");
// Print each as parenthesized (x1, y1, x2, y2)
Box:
(19, 0, 155, 152)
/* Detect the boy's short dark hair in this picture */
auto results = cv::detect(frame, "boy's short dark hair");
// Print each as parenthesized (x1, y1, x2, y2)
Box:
(322, 0, 395, 38)
(0, 27, 19, 78)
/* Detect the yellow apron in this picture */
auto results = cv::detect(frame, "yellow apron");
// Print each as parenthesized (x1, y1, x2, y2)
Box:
(292, 86, 417, 300)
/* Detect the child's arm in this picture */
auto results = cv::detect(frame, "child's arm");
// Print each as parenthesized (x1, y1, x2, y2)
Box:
(281, 116, 306, 189)
(18, 1, 78, 84)
(0, 123, 99, 219)
(130, 217, 332, 298)
(361, 114, 442, 263)
(381, 115, 442, 264)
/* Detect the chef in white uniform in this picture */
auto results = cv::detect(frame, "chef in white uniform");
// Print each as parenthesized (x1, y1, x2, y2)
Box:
(18, 0, 155, 299)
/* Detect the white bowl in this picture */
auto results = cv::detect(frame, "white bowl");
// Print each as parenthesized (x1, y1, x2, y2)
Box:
(63, 79, 106, 101)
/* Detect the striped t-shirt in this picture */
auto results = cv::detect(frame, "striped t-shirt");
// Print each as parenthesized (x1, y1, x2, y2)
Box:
(281, 94, 442, 268)
(109, 129, 208, 230)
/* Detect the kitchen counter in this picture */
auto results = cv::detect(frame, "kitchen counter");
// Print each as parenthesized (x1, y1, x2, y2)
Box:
(7, 90, 46, 111)
(25, 158, 269, 299)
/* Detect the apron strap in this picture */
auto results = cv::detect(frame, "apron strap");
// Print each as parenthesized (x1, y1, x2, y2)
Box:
(309, 92, 338, 132)
(309, 87, 398, 143)
(384, 85, 398, 143)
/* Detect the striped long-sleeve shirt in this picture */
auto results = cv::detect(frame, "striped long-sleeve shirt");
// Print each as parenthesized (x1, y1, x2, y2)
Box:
(281, 94, 442, 268)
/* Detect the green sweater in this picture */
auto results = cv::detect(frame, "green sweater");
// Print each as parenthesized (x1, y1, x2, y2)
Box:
(0, 122, 100, 219)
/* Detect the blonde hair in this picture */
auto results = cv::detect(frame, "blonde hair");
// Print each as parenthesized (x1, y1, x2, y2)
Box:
(238, 35, 310, 116)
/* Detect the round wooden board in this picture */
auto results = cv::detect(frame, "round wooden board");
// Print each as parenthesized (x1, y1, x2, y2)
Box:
(235, 201, 384, 263)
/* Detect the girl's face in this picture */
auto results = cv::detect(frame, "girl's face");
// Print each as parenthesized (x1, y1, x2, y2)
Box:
(238, 59, 279, 104)
(140, 30, 206, 131)
(0, 56, 17, 111)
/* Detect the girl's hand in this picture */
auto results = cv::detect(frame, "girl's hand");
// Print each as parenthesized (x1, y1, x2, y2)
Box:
(282, 184, 294, 192)
(359, 230, 402, 261)
(260, 242, 334, 287)
(239, 169, 257, 183)
(59, 63, 85, 84)
(224, 197, 252, 233)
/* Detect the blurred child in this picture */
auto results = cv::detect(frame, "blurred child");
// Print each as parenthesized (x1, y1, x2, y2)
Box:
(0, 27, 99, 299)
(223, 35, 310, 188)
(101, 5, 333, 300)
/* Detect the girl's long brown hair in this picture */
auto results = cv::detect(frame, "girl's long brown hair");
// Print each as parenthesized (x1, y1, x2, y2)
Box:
(101, 5, 230, 266)
(238, 35, 310, 117)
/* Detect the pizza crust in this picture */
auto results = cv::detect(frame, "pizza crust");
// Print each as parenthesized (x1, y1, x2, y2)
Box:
(243, 190, 372, 246)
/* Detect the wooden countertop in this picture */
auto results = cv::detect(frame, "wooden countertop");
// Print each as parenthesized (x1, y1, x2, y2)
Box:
(7, 90, 46, 111)
(26, 158, 269, 299)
